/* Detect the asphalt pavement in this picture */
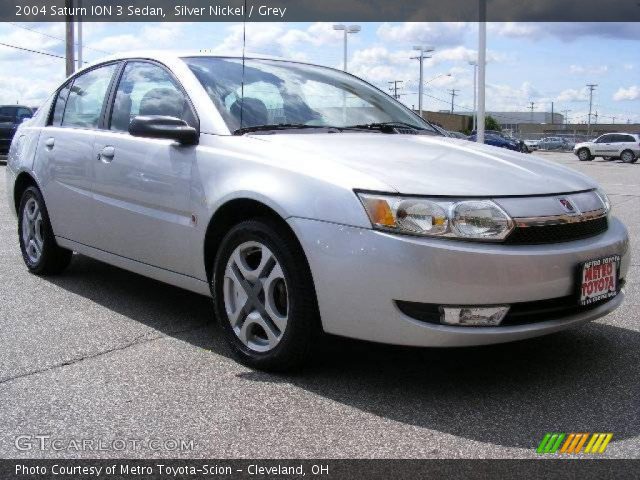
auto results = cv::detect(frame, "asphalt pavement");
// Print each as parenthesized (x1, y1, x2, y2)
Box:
(0, 152, 638, 459)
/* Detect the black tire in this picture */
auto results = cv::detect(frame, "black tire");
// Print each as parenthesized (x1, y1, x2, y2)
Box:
(577, 148, 592, 161)
(211, 217, 320, 371)
(620, 150, 637, 164)
(18, 186, 72, 275)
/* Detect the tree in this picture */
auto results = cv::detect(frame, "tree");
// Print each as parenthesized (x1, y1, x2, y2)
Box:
(485, 115, 501, 131)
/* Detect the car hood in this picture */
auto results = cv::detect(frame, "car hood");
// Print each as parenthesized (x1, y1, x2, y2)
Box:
(252, 133, 598, 196)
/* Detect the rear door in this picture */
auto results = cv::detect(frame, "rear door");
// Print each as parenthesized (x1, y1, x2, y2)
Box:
(91, 60, 200, 276)
(35, 62, 120, 247)
(613, 134, 637, 156)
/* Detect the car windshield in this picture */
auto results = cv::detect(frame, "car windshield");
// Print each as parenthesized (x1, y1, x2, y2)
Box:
(183, 57, 438, 135)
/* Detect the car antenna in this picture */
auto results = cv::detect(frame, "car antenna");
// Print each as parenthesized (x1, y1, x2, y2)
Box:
(239, 0, 247, 130)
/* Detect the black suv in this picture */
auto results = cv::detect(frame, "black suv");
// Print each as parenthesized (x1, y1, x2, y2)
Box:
(0, 105, 33, 157)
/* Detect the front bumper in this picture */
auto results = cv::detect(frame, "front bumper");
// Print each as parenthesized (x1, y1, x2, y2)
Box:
(289, 217, 630, 347)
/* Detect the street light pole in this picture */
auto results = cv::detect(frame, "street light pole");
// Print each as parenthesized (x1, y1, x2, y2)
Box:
(333, 24, 361, 72)
(477, 0, 487, 144)
(412, 45, 434, 119)
(469, 61, 477, 131)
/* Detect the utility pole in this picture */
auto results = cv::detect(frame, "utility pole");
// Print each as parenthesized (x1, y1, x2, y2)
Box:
(76, 0, 83, 70)
(529, 101, 535, 122)
(477, 0, 486, 144)
(594, 111, 598, 124)
(65, 0, 75, 76)
(388, 80, 403, 100)
(411, 46, 434, 119)
(586, 84, 597, 135)
(551, 101, 554, 124)
(612, 116, 615, 124)
(449, 89, 458, 114)
(562, 109, 571, 128)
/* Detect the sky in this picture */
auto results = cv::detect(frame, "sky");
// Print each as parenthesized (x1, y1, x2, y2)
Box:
(0, 21, 638, 124)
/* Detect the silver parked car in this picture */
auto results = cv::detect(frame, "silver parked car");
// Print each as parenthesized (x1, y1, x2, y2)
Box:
(574, 133, 640, 163)
(6, 52, 630, 370)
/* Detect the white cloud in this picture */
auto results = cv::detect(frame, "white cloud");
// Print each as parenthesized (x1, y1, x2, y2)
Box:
(377, 22, 470, 46)
(569, 64, 608, 75)
(613, 85, 640, 101)
(556, 87, 589, 102)
(86, 23, 187, 52)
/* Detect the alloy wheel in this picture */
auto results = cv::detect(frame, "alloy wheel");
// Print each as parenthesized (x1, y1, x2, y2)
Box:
(21, 197, 44, 264)
(621, 151, 635, 163)
(223, 241, 289, 352)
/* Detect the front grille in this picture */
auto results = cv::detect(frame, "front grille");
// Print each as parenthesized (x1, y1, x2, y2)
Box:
(505, 216, 608, 245)
(396, 286, 623, 327)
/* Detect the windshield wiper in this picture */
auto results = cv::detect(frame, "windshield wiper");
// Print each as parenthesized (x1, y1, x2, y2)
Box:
(233, 124, 337, 135)
(340, 122, 425, 133)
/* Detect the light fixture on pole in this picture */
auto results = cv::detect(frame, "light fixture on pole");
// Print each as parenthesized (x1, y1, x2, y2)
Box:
(411, 45, 435, 119)
(333, 24, 361, 72)
(469, 61, 478, 131)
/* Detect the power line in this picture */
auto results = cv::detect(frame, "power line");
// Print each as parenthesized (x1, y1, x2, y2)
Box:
(0, 41, 66, 60)
(8, 22, 112, 55)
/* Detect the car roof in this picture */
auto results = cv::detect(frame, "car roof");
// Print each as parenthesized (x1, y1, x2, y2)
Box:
(80, 50, 322, 72)
(0, 105, 31, 109)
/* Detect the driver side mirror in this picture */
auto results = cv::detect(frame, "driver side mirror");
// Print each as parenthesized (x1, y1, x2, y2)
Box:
(129, 115, 199, 145)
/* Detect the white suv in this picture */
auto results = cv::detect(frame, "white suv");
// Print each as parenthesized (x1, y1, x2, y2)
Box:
(574, 133, 640, 163)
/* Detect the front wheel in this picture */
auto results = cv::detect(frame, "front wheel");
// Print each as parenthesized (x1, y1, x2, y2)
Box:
(211, 218, 320, 371)
(18, 186, 72, 275)
(620, 150, 637, 164)
(577, 148, 592, 161)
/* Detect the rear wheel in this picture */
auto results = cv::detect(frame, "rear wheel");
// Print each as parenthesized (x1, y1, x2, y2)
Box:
(577, 148, 592, 161)
(18, 186, 72, 275)
(620, 150, 637, 164)
(211, 218, 320, 371)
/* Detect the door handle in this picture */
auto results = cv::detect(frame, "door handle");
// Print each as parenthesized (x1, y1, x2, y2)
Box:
(98, 146, 115, 163)
(45, 137, 55, 149)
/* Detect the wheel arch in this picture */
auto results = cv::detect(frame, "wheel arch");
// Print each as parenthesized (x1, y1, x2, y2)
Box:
(203, 197, 303, 284)
(13, 171, 40, 215)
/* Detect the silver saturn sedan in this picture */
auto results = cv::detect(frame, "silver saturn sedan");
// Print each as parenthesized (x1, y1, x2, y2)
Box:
(6, 52, 630, 371)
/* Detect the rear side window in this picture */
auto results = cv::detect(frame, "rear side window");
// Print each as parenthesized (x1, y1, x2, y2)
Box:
(51, 84, 71, 126)
(619, 134, 635, 143)
(61, 63, 118, 129)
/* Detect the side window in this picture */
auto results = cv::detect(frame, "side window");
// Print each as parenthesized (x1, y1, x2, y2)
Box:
(62, 63, 117, 129)
(51, 84, 71, 126)
(16, 108, 32, 121)
(0, 106, 16, 124)
(597, 135, 611, 143)
(619, 135, 635, 143)
(110, 62, 195, 132)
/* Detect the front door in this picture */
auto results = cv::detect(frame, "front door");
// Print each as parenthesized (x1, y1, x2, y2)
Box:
(91, 61, 200, 277)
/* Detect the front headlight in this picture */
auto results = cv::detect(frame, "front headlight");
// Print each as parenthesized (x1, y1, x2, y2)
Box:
(357, 193, 514, 241)
(595, 188, 611, 213)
